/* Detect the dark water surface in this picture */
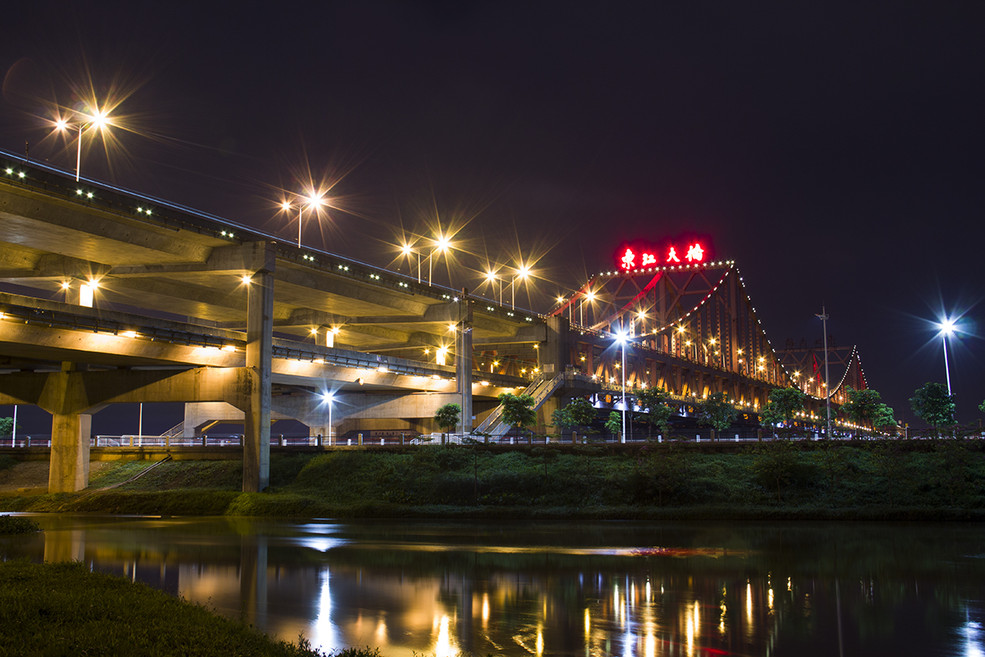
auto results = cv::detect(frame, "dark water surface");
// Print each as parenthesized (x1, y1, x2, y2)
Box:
(2, 515, 984, 656)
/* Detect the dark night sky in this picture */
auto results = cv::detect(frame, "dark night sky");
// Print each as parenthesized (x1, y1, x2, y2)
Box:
(1, 1, 983, 429)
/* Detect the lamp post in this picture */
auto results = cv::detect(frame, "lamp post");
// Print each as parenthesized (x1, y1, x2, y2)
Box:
(402, 243, 422, 283)
(55, 109, 111, 181)
(321, 392, 335, 446)
(615, 330, 628, 444)
(938, 318, 955, 397)
(510, 265, 531, 309)
(424, 235, 452, 286)
(282, 192, 326, 248)
(815, 306, 832, 439)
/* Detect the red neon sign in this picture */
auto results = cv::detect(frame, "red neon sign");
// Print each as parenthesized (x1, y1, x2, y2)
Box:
(617, 241, 709, 271)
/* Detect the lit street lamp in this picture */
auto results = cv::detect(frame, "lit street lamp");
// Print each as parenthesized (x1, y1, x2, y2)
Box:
(282, 191, 326, 248)
(55, 108, 112, 181)
(938, 318, 955, 397)
(614, 329, 628, 444)
(416, 234, 452, 286)
(320, 391, 335, 446)
(401, 243, 422, 283)
(484, 270, 502, 304)
(815, 307, 832, 439)
(508, 264, 531, 309)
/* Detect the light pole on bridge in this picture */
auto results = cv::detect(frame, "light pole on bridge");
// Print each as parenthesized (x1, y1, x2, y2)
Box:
(614, 329, 628, 444)
(937, 317, 955, 397)
(54, 108, 112, 182)
(815, 306, 832, 439)
(282, 191, 327, 248)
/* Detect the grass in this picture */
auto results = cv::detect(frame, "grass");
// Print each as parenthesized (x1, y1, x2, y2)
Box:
(0, 561, 379, 657)
(3, 439, 985, 520)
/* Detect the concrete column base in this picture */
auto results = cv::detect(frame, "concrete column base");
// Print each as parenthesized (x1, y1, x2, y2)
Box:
(48, 412, 92, 493)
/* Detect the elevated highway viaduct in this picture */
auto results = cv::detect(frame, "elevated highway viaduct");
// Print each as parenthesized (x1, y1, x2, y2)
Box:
(0, 151, 839, 493)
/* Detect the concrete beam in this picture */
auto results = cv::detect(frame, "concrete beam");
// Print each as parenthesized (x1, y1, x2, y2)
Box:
(473, 323, 548, 345)
(275, 264, 431, 316)
(108, 241, 276, 276)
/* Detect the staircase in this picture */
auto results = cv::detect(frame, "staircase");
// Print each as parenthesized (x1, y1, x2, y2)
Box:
(474, 374, 564, 439)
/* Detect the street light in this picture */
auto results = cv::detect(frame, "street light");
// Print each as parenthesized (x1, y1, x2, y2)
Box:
(815, 307, 832, 439)
(509, 264, 531, 309)
(484, 270, 502, 304)
(614, 329, 628, 444)
(55, 108, 112, 181)
(401, 243, 421, 283)
(938, 318, 955, 396)
(320, 391, 335, 446)
(581, 289, 596, 327)
(282, 191, 326, 248)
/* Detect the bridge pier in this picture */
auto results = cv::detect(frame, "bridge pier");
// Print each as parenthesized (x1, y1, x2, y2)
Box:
(456, 290, 473, 436)
(40, 364, 95, 493)
(49, 411, 92, 493)
(243, 261, 274, 493)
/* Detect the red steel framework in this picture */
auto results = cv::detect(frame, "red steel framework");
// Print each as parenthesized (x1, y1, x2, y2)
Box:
(550, 259, 867, 412)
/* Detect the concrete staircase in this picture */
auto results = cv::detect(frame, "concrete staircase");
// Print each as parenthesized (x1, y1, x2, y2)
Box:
(474, 374, 564, 439)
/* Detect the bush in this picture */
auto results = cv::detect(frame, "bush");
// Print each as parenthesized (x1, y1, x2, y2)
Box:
(0, 515, 40, 534)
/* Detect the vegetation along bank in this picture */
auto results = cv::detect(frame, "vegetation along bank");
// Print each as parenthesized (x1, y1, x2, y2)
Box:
(1, 439, 984, 520)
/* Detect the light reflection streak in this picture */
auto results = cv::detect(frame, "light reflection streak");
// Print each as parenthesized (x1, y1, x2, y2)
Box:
(432, 614, 458, 657)
(963, 619, 984, 657)
(311, 568, 339, 653)
(746, 579, 754, 625)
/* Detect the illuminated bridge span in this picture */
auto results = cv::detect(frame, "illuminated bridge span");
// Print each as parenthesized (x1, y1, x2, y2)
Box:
(0, 150, 869, 493)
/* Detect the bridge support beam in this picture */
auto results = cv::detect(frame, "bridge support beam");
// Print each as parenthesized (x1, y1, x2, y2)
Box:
(243, 259, 274, 493)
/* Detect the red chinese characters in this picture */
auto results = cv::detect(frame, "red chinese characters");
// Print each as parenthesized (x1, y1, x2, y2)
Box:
(618, 241, 708, 270)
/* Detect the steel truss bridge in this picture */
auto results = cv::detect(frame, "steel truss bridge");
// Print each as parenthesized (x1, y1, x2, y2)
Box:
(0, 149, 869, 493)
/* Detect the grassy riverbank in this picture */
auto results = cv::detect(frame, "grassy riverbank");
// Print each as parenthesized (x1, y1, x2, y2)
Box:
(1, 440, 984, 519)
(0, 560, 377, 657)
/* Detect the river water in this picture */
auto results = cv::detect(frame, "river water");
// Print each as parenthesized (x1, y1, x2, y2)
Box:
(1, 515, 983, 656)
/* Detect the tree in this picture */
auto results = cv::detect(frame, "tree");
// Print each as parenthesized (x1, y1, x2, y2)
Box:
(0, 417, 13, 437)
(873, 403, 897, 436)
(909, 382, 956, 436)
(498, 393, 536, 440)
(839, 386, 883, 437)
(552, 397, 596, 442)
(605, 411, 622, 437)
(635, 386, 675, 439)
(697, 392, 738, 439)
(759, 387, 806, 438)
(433, 403, 461, 443)
(979, 399, 985, 416)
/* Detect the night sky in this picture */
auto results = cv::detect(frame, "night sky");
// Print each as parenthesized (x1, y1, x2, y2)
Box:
(1, 2, 983, 428)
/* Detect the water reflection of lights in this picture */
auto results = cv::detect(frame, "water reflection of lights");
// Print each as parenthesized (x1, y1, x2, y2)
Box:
(963, 619, 984, 657)
(482, 593, 490, 626)
(311, 568, 339, 653)
(685, 605, 695, 656)
(432, 613, 458, 657)
(746, 579, 754, 624)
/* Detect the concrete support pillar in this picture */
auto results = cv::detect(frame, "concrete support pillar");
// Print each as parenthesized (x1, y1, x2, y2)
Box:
(244, 264, 274, 493)
(49, 411, 92, 493)
(543, 315, 568, 377)
(42, 363, 93, 493)
(456, 289, 473, 437)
